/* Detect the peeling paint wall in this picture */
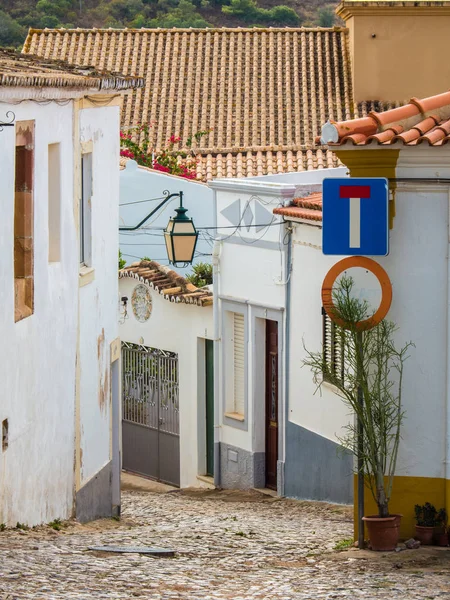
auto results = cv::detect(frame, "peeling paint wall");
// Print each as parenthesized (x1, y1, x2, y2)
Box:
(0, 101, 77, 525)
(0, 97, 121, 526)
(78, 106, 120, 486)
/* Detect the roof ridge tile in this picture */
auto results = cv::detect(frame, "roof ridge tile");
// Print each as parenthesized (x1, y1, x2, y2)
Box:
(27, 26, 349, 35)
(321, 89, 450, 148)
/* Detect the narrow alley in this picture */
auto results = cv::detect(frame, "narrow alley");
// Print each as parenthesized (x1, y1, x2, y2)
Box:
(0, 485, 447, 599)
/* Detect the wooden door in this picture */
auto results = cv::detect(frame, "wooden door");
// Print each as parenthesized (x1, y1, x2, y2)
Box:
(205, 340, 214, 476)
(265, 320, 278, 490)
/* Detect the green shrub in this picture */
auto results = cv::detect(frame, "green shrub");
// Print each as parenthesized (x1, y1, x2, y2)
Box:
(186, 262, 212, 288)
(0, 10, 27, 47)
(317, 6, 335, 27)
(414, 503, 438, 527)
(222, 0, 259, 20)
(119, 250, 126, 270)
(269, 5, 300, 25)
(223, 0, 300, 26)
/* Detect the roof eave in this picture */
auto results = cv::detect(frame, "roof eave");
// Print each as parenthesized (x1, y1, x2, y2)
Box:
(0, 84, 135, 101)
(282, 215, 322, 227)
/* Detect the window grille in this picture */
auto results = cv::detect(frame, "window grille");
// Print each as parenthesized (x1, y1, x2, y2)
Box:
(322, 307, 345, 385)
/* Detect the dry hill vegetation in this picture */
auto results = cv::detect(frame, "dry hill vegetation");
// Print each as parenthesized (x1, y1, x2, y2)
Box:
(0, 0, 338, 48)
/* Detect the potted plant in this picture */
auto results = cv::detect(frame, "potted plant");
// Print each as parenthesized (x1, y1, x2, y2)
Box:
(433, 507, 448, 546)
(303, 275, 413, 551)
(414, 503, 437, 545)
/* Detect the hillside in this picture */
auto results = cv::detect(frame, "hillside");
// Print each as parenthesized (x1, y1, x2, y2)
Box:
(0, 0, 339, 48)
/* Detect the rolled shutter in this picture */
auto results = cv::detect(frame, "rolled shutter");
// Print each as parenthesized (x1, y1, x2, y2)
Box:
(233, 313, 245, 415)
(322, 307, 331, 366)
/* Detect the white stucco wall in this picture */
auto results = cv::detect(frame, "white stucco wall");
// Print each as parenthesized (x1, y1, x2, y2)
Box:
(119, 276, 213, 487)
(211, 179, 294, 463)
(210, 159, 450, 492)
(0, 101, 77, 525)
(78, 106, 120, 486)
(0, 96, 121, 526)
(210, 172, 347, 477)
(119, 162, 213, 274)
(375, 185, 447, 478)
(290, 164, 450, 480)
(219, 243, 287, 308)
(249, 167, 348, 184)
(289, 223, 353, 443)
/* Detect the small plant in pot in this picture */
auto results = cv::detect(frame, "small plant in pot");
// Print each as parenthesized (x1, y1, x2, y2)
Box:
(433, 507, 448, 546)
(303, 275, 413, 552)
(414, 503, 437, 545)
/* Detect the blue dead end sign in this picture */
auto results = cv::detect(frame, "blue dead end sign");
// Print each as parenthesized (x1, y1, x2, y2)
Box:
(322, 178, 389, 256)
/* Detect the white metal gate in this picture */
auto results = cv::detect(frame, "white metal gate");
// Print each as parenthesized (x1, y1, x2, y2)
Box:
(121, 342, 180, 486)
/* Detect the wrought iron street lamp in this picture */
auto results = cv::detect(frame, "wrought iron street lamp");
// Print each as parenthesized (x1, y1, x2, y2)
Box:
(164, 192, 198, 267)
(119, 190, 198, 266)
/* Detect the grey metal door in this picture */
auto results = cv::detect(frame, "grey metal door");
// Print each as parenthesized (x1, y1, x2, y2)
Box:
(122, 343, 180, 486)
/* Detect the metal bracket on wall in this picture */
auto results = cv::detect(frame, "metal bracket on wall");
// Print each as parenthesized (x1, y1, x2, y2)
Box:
(0, 111, 15, 132)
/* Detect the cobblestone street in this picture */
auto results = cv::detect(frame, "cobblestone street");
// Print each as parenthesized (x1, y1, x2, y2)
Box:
(0, 486, 449, 600)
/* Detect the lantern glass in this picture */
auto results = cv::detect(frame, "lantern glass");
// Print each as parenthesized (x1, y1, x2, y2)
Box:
(164, 230, 174, 262)
(164, 217, 198, 265)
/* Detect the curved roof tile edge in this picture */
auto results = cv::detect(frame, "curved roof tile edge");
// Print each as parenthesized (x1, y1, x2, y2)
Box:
(320, 90, 450, 147)
(119, 261, 213, 307)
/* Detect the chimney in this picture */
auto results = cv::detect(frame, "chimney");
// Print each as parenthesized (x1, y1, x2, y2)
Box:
(337, 1, 450, 103)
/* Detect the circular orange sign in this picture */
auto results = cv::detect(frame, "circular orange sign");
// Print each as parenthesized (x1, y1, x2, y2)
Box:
(321, 256, 392, 331)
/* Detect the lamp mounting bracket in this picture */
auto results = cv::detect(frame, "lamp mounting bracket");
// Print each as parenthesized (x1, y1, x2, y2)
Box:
(0, 111, 15, 132)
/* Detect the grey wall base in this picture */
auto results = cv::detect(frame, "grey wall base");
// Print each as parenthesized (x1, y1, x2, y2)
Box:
(76, 460, 118, 523)
(277, 460, 285, 497)
(285, 422, 353, 505)
(219, 442, 265, 489)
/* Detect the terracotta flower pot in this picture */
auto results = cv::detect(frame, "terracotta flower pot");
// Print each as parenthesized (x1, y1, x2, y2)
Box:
(415, 525, 434, 545)
(362, 514, 402, 552)
(433, 527, 449, 546)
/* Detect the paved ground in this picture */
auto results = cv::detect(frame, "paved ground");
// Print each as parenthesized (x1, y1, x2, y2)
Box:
(0, 484, 449, 599)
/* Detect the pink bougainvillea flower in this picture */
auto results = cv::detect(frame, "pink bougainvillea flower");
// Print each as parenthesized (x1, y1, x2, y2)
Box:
(168, 135, 182, 144)
(153, 161, 171, 173)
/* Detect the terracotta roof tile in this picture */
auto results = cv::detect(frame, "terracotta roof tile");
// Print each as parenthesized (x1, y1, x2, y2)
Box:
(196, 148, 341, 179)
(273, 191, 323, 221)
(320, 90, 450, 147)
(23, 27, 353, 179)
(0, 47, 142, 91)
(366, 128, 398, 144)
(119, 260, 213, 307)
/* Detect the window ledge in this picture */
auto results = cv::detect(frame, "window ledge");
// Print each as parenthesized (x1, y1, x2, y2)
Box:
(224, 411, 245, 422)
(15, 305, 33, 323)
(321, 379, 341, 395)
(79, 266, 95, 287)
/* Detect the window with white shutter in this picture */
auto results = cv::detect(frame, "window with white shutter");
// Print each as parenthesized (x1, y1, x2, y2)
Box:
(233, 313, 245, 415)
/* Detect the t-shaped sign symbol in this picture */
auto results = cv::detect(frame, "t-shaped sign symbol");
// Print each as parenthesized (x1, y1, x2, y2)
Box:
(339, 185, 371, 249)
